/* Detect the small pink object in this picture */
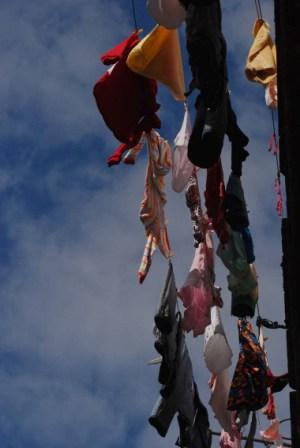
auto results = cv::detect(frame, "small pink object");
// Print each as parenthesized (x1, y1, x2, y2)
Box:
(260, 419, 283, 447)
(274, 177, 283, 217)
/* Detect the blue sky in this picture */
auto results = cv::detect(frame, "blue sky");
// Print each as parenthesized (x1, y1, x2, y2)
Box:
(0, 0, 290, 447)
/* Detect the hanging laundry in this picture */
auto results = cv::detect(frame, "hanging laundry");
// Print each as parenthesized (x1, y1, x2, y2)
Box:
(226, 98, 249, 177)
(265, 76, 278, 108)
(127, 25, 185, 101)
(260, 419, 284, 448)
(245, 19, 277, 86)
(185, 173, 205, 247)
(138, 131, 172, 283)
(93, 31, 161, 166)
(172, 104, 195, 193)
(123, 132, 146, 165)
(155, 262, 178, 334)
(219, 428, 241, 448)
(149, 322, 211, 448)
(147, 0, 186, 29)
(228, 319, 269, 412)
(209, 369, 233, 436)
(205, 159, 229, 245)
(204, 306, 233, 375)
(179, 216, 221, 336)
(217, 231, 258, 318)
(224, 174, 249, 232)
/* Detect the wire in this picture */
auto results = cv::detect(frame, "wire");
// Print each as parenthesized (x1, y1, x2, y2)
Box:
(211, 430, 292, 447)
(131, 0, 138, 31)
(254, 0, 263, 19)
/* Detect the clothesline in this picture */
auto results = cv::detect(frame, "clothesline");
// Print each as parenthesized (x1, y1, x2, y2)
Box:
(211, 431, 292, 447)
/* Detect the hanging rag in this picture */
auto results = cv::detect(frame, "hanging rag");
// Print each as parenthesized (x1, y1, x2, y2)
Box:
(127, 25, 185, 101)
(147, 0, 186, 29)
(150, 324, 211, 448)
(204, 306, 233, 375)
(93, 31, 161, 165)
(228, 319, 269, 412)
(155, 262, 178, 334)
(172, 104, 195, 193)
(184, 173, 205, 247)
(224, 174, 249, 232)
(245, 19, 277, 86)
(205, 159, 229, 244)
(260, 419, 284, 448)
(138, 130, 173, 283)
(178, 220, 221, 336)
(209, 369, 233, 435)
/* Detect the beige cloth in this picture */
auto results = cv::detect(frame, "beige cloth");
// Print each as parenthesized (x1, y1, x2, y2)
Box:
(147, 0, 186, 29)
(127, 25, 185, 101)
(245, 19, 277, 86)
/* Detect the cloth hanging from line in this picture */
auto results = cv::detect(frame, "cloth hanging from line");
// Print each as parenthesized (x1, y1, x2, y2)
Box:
(127, 25, 186, 101)
(147, 0, 186, 29)
(172, 104, 195, 193)
(93, 31, 161, 166)
(245, 19, 277, 86)
(138, 130, 172, 283)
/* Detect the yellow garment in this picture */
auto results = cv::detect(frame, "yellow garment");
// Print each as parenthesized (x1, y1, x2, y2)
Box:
(245, 19, 277, 86)
(126, 25, 185, 101)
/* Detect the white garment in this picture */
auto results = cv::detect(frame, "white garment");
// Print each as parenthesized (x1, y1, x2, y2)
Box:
(209, 369, 233, 436)
(172, 105, 194, 193)
(203, 306, 233, 374)
(147, 0, 186, 29)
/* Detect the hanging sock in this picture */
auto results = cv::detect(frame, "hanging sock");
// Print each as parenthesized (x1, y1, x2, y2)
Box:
(244, 412, 257, 448)
(154, 262, 178, 334)
(147, 0, 186, 29)
(228, 319, 269, 413)
(93, 31, 161, 165)
(224, 174, 249, 232)
(127, 25, 185, 101)
(172, 104, 195, 193)
(226, 97, 249, 177)
(245, 19, 277, 86)
(138, 131, 172, 283)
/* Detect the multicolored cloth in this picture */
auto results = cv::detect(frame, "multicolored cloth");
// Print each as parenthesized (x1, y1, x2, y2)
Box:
(138, 131, 173, 283)
(228, 319, 269, 412)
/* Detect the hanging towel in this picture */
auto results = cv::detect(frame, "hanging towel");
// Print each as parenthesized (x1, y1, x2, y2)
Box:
(172, 104, 195, 193)
(245, 19, 277, 86)
(138, 130, 172, 282)
(127, 25, 185, 101)
(147, 0, 186, 29)
(204, 306, 233, 374)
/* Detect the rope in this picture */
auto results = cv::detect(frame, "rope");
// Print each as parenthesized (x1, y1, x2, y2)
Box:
(254, 0, 263, 19)
(131, 0, 138, 31)
(211, 430, 292, 447)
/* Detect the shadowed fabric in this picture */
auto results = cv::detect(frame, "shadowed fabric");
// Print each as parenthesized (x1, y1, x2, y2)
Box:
(147, 0, 186, 29)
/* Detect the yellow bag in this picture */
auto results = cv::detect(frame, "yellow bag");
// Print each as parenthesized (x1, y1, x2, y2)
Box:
(245, 19, 277, 86)
(127, 25, 185, 101)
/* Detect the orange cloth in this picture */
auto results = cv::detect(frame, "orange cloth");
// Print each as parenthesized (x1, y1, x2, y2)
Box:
(245, 19, 277, 86)
(127, 25, 185, 101)
(138, 130, 173, 283)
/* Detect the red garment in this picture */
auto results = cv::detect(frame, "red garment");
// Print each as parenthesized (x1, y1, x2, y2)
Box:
(205, 159, 229, 244)
(93, 31, 161, 166)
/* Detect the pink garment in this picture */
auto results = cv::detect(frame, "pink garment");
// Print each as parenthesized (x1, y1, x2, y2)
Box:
(220, 429, 241, 448)
(265, 76, 278, 108)
(260, 419, 283, 448)
(209, 369, 233, 435)
(178, 222, 220, 336)
(172, 104, 194, 193)
(138, 130, 173, 283)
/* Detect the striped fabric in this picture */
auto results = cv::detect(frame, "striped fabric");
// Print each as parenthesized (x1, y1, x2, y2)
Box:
(138, 130, 173, 283)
